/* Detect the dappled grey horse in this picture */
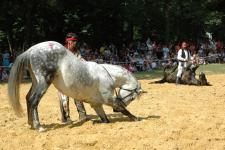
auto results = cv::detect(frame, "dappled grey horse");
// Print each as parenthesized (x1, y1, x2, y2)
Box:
(8, 41, 144, 132)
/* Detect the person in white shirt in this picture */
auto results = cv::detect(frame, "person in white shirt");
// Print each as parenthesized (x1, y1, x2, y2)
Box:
(176, 41, 190, 84)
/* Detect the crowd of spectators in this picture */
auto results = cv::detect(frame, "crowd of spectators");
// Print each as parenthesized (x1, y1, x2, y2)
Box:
(79, 38, 225, 73)
(0, 38, 224, 81)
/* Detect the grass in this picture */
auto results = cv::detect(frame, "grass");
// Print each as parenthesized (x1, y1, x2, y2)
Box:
(134, 63, 225, 80)
(134, 69, 164, 80)
(196, 63, 225, 75)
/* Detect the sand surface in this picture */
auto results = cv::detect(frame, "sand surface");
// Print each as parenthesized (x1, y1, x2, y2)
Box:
(1, 74, 225, 150)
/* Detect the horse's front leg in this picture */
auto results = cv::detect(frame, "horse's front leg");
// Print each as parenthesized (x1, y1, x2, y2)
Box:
(91, 104, 109, 123)
(113, 98, 140, 121)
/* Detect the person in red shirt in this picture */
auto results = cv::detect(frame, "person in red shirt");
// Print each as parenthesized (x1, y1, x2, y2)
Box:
(58, 32, 88, 123)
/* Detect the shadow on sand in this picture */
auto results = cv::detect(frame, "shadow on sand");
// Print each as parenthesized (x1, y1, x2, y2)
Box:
(42, 114, 160, 131)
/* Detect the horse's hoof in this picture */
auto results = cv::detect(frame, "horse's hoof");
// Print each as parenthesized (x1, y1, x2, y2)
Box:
(113, 108, 120, 112)
(38, 127, 47, 132)
(133, 117, 141, 121)
(62, 118, 73, 124)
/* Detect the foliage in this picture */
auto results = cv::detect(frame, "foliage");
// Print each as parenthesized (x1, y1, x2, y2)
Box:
(0, 0, 224, 49)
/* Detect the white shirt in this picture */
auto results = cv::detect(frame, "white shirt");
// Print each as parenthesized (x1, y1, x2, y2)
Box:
(177, 49, 189, 62)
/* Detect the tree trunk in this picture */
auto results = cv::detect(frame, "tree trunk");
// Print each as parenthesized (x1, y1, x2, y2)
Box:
(23, 2, 34, 48)
(164, 1, 171, 43)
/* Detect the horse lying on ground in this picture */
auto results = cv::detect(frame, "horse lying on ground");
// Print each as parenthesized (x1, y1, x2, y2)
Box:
(150, 64, 211, 86)
(8, 41, 145, 132)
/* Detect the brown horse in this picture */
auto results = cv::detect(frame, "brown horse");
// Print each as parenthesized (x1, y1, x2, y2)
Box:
(150, 64, 211, 86)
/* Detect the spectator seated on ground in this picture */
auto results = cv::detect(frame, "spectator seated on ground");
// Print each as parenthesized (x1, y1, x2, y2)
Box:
(151, 61, 157, 69)
(128, 63, 137, 73)
(207, 51, 218, 63)
(2, 49, 11, 67)
(96, 55, 104, 64)
(142, 61, 152, 72)
(136, 55, 144, 71)
(1, 68, 9, 81)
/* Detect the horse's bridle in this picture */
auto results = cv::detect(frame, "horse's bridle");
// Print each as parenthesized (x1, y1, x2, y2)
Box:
(101, 65, 139, 106)
(116, 86, 140, 106)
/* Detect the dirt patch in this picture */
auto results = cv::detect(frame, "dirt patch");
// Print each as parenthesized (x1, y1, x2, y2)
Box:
(1, 74, 225, 149)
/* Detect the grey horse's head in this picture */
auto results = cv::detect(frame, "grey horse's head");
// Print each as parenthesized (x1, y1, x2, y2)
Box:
(118, 82, 146, 106)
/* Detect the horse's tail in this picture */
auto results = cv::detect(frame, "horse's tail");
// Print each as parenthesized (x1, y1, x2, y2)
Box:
(8, 52, 29, 117)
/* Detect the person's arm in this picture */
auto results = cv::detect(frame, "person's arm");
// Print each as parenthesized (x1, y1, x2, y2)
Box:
(187, 51, 192, 61)
(76, 52, 85, 61)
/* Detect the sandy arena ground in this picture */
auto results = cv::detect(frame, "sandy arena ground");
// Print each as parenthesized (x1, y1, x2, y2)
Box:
(1, 74, 225, 150)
